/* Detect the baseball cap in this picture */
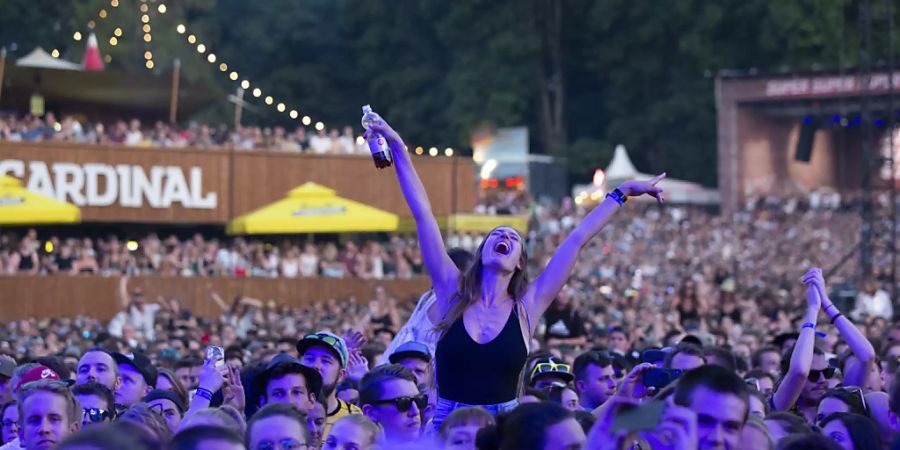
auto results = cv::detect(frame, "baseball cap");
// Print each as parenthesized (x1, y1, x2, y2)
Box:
(112, 352, 158, 388)
(0, 358, 15, 379)
(259, 353, 323, 400)
(16, 366, 73, 390)
(529, 357, 574, 385)
(296, 332, 349, 368)
(389, 341, 432, 364)
(143, 389, 186, 414)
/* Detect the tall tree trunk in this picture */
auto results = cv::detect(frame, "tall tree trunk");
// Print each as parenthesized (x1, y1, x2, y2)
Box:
(537, 0, 567, 156)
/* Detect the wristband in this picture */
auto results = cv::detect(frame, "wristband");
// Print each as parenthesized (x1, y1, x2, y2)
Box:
(824, 304, 838, 312)
(606, 188, 627, 205)
(195, 388, 213, 401)
(830, 313, 843, 324)
(802, 322, 827, 338)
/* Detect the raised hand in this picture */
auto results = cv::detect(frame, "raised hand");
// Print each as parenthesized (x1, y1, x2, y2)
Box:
(802, 268, 823, 311)
(197, 357, 226, 394)
(617, 362, 655, 399)
(618, 173, 666, 204)
(362, 117, 402, 146)
(222, 364, 245, 412)
(342, 328, 366, 352)
(345, 351, 369, 382)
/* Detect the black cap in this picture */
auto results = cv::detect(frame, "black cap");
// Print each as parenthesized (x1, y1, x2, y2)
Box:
(258, 354, 323, 400)
(389, 341, 432, 364)
(112, 352, 158, 388)
(143, 389, 186, 414)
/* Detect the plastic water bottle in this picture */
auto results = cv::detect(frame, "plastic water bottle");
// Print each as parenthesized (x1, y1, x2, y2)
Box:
(361, 105, 393, 169)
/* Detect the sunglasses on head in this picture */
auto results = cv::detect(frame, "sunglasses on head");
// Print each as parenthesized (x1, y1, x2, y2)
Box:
(371, 394, 428, 413)
(808, 367, 836, 382)
(82, 408, 109, 423)
(255, 439, 308, 450)
(531, 361, 571, 380)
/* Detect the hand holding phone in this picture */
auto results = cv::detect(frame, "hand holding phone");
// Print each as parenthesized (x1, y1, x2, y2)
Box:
(206, 346, 225, 368)
(642, 368, 682, 390)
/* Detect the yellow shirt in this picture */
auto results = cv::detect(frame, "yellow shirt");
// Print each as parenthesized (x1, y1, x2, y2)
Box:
(323, 399, 362, 440)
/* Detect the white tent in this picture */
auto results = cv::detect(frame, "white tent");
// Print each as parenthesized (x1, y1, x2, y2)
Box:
(574, 144, 720, 205)
(16, 48, 83, 71)
(606, 144, 651, 181)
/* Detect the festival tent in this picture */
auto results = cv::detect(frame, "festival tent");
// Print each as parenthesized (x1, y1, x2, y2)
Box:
(0, 175, 80, 225)
(1, 47, 215, 121)
(575, 145, 720, 205)
(226, 182, 399, 235)
(16, 47, 84, 71)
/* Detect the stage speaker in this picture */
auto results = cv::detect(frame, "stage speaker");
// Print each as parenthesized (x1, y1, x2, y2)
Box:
(794, 120, 817, 162)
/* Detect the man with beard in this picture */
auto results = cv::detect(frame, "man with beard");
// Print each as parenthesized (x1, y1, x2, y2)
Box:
(297, 332, 361, 439)
(75, 349, 120, 393)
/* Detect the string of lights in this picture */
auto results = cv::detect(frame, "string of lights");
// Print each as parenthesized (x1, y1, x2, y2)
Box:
(53, 2, 458, 157)
(176, 23, 327, 133)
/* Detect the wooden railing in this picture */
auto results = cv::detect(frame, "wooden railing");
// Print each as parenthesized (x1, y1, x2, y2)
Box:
(0, 275, 431, 321)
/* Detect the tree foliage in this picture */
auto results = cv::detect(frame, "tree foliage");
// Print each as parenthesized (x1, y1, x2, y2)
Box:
(2, 0, 899, 186)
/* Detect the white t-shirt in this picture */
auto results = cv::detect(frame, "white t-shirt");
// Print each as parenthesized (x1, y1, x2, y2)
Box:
(308, 135, 332, 154)
(125, 130, 143, 146)
(0, 437, 23, 449)
(299, 254, 318, 277)
(128, 303, 161, 341)
(378, 290, 439, 366)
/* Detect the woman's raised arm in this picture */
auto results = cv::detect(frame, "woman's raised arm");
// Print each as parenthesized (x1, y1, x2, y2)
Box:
(366, 119, 459, 302)
(524, 175, 665, 323)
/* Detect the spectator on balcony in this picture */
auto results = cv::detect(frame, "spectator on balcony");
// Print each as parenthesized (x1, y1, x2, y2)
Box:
(309, 128, 331, 154)
(299, 243, 320, 277)
(338, 126, 356, 154)
(124, 119, 143, 146)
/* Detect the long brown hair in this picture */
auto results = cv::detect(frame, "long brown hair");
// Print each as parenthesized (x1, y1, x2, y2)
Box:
(435, 228, 530, 335)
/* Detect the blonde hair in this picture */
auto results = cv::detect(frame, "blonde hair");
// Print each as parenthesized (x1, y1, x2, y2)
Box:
(120, 403, 171, 442)
(438, 407, 495, 439)
(330, 414, 382, 447)
(17, 380, 81, 427)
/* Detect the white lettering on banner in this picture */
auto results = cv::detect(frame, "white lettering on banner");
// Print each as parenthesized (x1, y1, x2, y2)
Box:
(765, 71, 900, 98)
(0, 160, 218, 209)
(53, 162, 86, 205)
(0, 160, 24, 178)
(189, 167, 217, 209)
(83, 164, 117, 206)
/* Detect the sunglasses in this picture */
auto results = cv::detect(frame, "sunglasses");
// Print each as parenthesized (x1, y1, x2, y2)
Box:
(371, 394, 429, 413)
(808, 367, 836, 382)
(255, 439, 308, 450)
(531, 361, 571, 380)
(82, 408, 109, 423)
(838, 386, 868, 414)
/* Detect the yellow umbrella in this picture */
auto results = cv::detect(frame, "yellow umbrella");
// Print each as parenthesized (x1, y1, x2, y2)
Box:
(227, 182, 398, 234)
(0, 175, 80, 225)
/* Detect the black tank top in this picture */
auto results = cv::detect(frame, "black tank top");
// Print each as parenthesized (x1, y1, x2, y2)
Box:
(435, 308, 528, 405)
(18, 251, 34, 271)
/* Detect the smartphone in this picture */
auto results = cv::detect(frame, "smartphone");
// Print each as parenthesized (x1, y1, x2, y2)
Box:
(610, 400, 666, 432)
(642, 349, 666, 365)
(206, 346, 225, 367)
(642, 368, 682, 389)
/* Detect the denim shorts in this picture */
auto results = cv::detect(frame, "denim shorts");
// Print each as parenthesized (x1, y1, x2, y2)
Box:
(432, 396, 519, 432)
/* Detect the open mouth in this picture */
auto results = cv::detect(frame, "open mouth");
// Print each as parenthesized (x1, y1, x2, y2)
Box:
(495, 241, 510, 255)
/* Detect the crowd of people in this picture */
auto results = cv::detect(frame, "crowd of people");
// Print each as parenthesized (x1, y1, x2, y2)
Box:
(0, 232, 433, 279)
(0, 113, 366, 155)
(1, 114, 900, 450)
